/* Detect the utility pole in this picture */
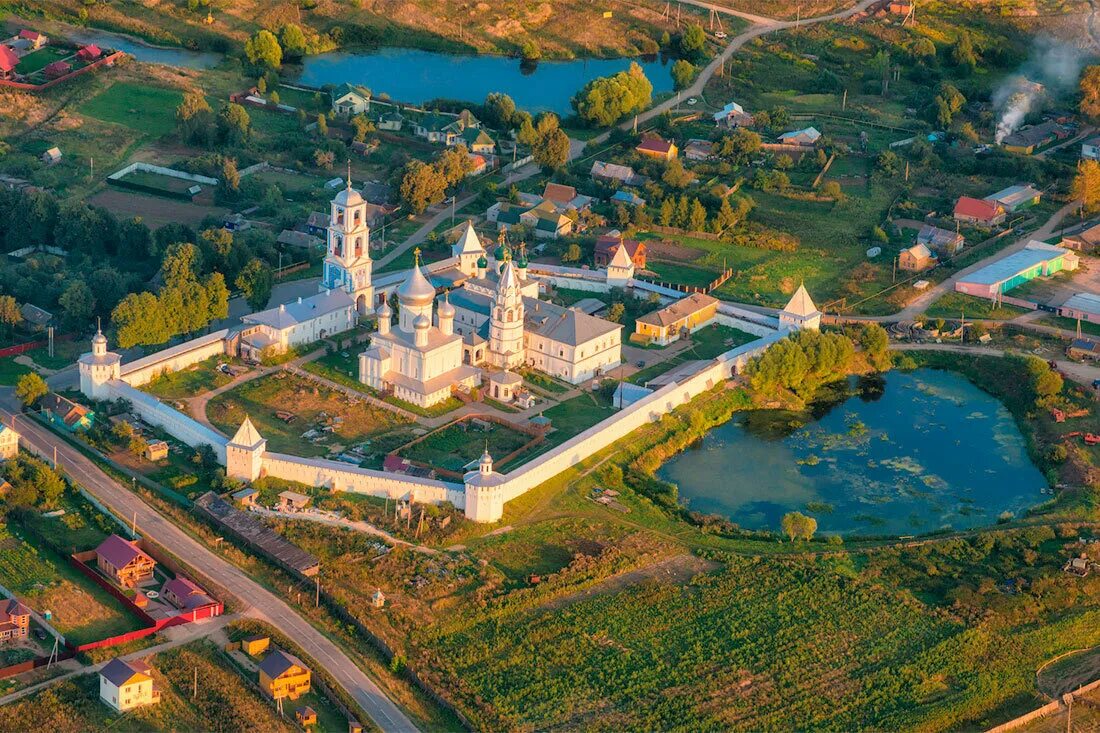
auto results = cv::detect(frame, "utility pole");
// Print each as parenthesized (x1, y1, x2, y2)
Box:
(131, 510, 137, 537)
(89, 157, 94, 182)
(47, 326, 54, 358)
(314, 575, 319, 607)
(192, 667, 197, 698)
(842, 89, 847, 111)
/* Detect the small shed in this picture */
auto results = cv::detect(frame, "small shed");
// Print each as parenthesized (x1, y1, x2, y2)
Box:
(370, 589, 385, 608)
(295, 706, 318, 726)
(487, 371, 522, 402)
(144, 440, 169, 461)
(243, 634, 270, 657)
(41, 147, 62, 165)
(232, 487, 258, 507)
(278, 490, 312, 512)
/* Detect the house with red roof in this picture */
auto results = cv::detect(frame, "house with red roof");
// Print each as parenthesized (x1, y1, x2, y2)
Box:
(43, 60, 71, 79)
(77, 44, 102, 62)
(162, 576, 214, 611)
(636, 136, 678, 161)
(18, 30, 47, 50)
(594, 234, 647, 268)
(953, 196, 1006, 228)
(95, 535, 156, 588)
(0, 46, 19, 79)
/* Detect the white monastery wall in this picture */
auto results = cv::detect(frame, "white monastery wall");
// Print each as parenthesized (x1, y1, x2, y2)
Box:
(108, 381, 230, 461)
(261, 452, 463, 505)
(120, 330, 229, 387)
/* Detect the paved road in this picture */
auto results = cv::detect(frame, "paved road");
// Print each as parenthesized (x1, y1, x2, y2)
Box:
(589, 0, 881, 147)
(0, 392, 418, 733)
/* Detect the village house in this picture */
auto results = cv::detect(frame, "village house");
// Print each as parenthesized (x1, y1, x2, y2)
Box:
(95, 534, 156, 588)
(954, 196, 1006, 228)
(296, 707, 318, 726)
(778, 127, 821, 147)
(1058, 292, 1100, 325)
(278, 229, 323, 250)
(1067, 338, 1100, 361)
(76, 44, 102, 62)
(330, 83, 371, 118)
(278, 490, 312, 512)
(44, 60, 70, 79)
(985, 183, 1042, 213)
(381, 455, 436, 479)
(462, 127, 496, 155)
(917, 224, 965, 256)
(634, 293, 719, 346)
(162, 576, 214, 611)
(41, 393, 94, 432)
(0, 599, 31, 642)
(1001, 121, 1067, 155)
(303, 211, 329, 237)
(370, 589, 386, 608)
(1083, 136, 1100, 161)
(611, 190, 645, 207)
(684, 139, 715, 161)
(0, 424, 19, 460)
(713, 101, 753, 128)
(258, 649, 312, 700)
(17, 30, 48, 50)
(636, 136, 678, 161)
(0, 46, 18, 80)
(1062, 222, 1100, 253)
(144, 440, 168, 461)
(899, 243, 936, 272)
(232, 487, 258, 507)
(20, 303, 52, 331)
(591, 160, 641, 186)
(594, 233, 647, 268)
(531, 208, 574, 240)
(99, 658, 160, 712)
(377, 110, 404, 131)
(541, 182, 593, 213)
(955, 241, 1077, 299)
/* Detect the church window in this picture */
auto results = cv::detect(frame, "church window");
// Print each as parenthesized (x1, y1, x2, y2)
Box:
(337, 209, 345, 226)
(354, 209, 361, 225)
(355, 237, 362, 257)
(333, 236, 343, 257)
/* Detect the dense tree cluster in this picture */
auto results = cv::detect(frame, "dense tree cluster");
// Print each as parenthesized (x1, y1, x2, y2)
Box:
(1, 455, 65, 510)
(572, 62, 653, 127)
(399, 146, 475, 214)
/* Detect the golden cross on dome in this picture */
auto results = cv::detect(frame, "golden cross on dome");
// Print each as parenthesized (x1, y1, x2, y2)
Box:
(413, 247, 421, 265)
(346, 159, 352, 189)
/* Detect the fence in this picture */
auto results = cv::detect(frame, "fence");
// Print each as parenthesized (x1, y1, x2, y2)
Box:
(106, 162, 218, 202)
(0, 51, 124, 91)
(0, 650, 76, 680)
(648, 224, 721, 242)
(986, 676, 1100, 732)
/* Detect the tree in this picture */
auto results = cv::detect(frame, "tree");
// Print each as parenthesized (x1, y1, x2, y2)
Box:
(516, 118, 538, 147)
(774, 153, 793, 170)
(520, 40, 541, 62)
(859, 323, 891, 371)
(15, 373, 47, 408)
(217, 103, 251, 145)
(530, 114, 570, 170)
(118, 216, 153, 259)
(0, 295, 21, 338)
(437, 144, 475, 185)
(572, 62, 653, 126)
(688, 199, 708, 232)
(221, 157, 240, 195)
(280, 23, 307, 58)
(662, 158, 695, 189)
(162, 242, 203, 289)
(245, 29, 282, 69)
(607, 302, 625, 323)
(59, 280, 95, 329)
(351, 114, 374, 142)
(176, 90, 214, 145)
(871, 50, 891, 96)
(1072, 160, 1100, 213)
(876, 150, 901, 176)
(314, 149, 335, 169)
(781, 511, 817, 541)
(821, 180, 844, 201)
(269, 90, 280, 105)
(933, 82, 965, 127)
(716, 127, 761, 164)
(562, 243, 583, 263)
(205, 272, 229, 322)
(1025, 356, 1063, 401)
(714, 196, 738, 231)
(315, 113, 328, 138)
(235, 258, 274, 312)
(1081, 66, 1100, 122)
(659, 198, 675, 226)
(910, 37, 937, 63)
(128, 433, 150, 458)
(950, 31, 977, 72)
(483, 92, 516, 129)
(399, 160, 447, 214)
(671, 59, 695, 90)
(678, 24, 706, 61)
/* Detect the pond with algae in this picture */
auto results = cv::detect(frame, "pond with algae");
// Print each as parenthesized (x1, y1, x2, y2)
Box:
(657, 369, 1047, 536)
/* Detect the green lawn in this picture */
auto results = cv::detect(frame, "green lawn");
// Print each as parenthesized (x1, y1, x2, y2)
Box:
(0, 357, 33, 386)
(539, 389, 616, 446)
(15, 47, 71, 75)
(398, 420, 534, 473)
(1043, 315, 1100, 337)
(924, 292, 1029, 321)
(644, 261, 720, 289)
(630, 325, 759, 384)
(78, 82, 185, 137)
(142, 357, 236, 400)
(122, 170, 197, 195)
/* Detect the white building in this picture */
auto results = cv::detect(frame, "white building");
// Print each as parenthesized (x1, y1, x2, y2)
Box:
(99, 658, 160, 713)
(0, 424, 18, 460)
(779, 284, 821, 331)
(463, 449, 505, 523)
(1082, 136, 1100, 161)
(330, 83, 371, 118)
(321, 175, 374, 314)
(78, 327, 121, 400)
(359, 251, 481, 408)
(239, 289, 357, 360)
(605, 242, 635, 287)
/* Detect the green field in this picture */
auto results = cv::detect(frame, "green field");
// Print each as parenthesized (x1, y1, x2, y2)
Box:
(399, 420, 534, 473)
(120, 170, 198, 195)
(78, 82, 185, 137)
(15, 47, 71, 75)
(142, 357, 236, 400)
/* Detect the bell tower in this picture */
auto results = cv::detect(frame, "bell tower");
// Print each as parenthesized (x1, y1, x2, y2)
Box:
(322, 162, 374, 314)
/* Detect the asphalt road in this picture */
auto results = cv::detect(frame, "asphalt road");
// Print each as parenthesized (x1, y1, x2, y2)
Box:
(0, 391, 418, 733)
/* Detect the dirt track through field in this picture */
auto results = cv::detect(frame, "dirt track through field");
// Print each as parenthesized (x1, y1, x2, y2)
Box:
(539, 554, 721, 612)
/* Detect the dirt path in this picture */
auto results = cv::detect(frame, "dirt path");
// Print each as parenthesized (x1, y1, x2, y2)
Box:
(1037, 646, 1100, 699)
(539, 554, 721, 612)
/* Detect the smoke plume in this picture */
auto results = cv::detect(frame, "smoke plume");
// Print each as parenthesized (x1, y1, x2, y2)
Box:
(993, 38, 1085, 144)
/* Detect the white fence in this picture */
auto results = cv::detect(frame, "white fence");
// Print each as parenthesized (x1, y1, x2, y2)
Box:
(120, 330, 229, 387)
(107, 162, 218, 186)
(108, 381, 230, 461)
(262, 452, 464, 505)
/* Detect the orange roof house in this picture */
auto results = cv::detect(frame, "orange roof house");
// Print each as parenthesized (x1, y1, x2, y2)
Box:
(954, 196, 1006, 228)
(636, 136, 678, 160)
(0, 47, 19, 77)
(0, 599, 31, 642)
(95, 535, 156, 588)
(258, 649, 312, 700)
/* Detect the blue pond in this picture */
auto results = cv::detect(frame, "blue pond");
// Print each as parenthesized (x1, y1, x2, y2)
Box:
(64, 28, 221, 69)
(656, 370, 1046, 536)
(297, 47, 675, 113)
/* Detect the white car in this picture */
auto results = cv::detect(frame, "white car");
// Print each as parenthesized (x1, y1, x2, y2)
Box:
(687, 97, 698, 106)
(715, 30, 728, 39)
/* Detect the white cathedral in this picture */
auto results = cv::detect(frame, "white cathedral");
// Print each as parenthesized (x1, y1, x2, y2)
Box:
(359, 222, 624, 408)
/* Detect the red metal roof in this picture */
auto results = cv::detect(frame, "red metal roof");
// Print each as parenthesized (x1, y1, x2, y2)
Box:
(18, 30, 42, 40)
(954, 196, 1002, 221)
(95, 534, 153, 571)
(636, 137, 674, 155)
(0, 46, 18, 73)
(77, 44, 102, 60)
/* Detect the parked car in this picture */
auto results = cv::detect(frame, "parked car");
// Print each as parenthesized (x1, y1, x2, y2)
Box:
(715, 30, 728, 39)
(635, 360, 646, 368)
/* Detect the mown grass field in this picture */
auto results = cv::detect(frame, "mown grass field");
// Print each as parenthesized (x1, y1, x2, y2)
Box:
(142, 357, 235, 400)
(924, 292, 1029, 321)
(77, 82, 184, 137)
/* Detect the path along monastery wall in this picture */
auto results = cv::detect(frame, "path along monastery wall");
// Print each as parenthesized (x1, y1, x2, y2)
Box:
(261, 452, 464, 506)
(120, 330, 229, 388)
(494, 330, 787, 502)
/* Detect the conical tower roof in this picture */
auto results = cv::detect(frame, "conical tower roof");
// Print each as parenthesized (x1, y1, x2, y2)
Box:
(230, 417, 265, 449)
(784, 283, 819, 317)
(453, 220, 484, 256)
(609, 241, 633, 269)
